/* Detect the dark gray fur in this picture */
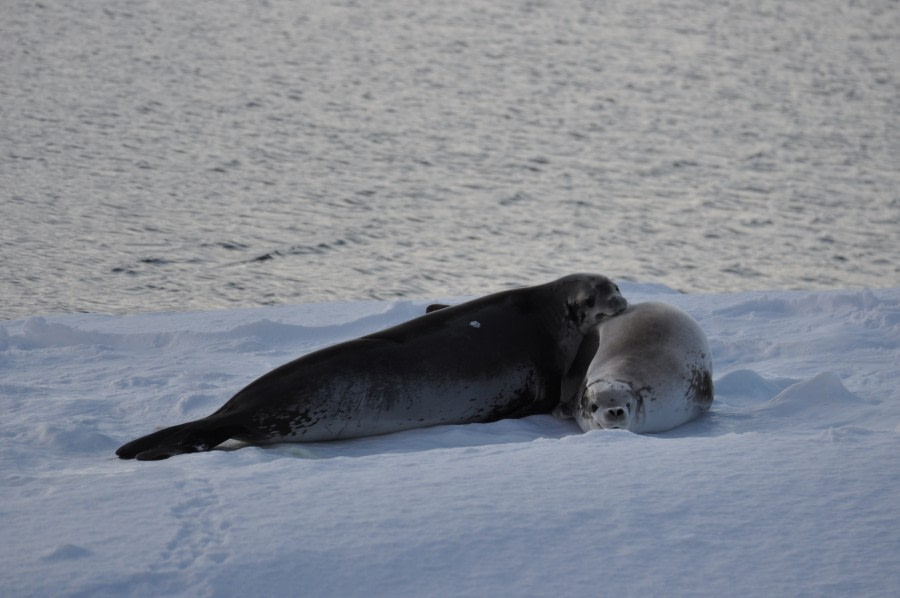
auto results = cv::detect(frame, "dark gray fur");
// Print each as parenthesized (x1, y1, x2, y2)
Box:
(116, 274, 626, 460)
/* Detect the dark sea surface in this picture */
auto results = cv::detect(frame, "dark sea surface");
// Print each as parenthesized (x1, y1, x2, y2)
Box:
(2, 0, 898, 319)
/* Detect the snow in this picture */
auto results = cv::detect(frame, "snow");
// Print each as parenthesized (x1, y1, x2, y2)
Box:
(1, 283, 899, 597)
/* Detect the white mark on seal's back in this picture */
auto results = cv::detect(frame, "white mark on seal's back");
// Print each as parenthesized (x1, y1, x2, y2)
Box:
(469, 321, 481, 328)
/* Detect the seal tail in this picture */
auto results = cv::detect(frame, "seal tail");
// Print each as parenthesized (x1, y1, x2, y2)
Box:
(115, 418, 246, 461)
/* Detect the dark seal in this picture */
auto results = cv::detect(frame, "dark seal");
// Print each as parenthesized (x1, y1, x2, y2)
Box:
(116, 274, 627, 460)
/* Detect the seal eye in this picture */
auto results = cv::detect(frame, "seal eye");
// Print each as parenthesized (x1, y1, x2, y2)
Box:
(585, 296, 596, 308)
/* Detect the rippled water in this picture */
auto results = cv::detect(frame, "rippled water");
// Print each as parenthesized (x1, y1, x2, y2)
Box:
(2, 0, 898, 319)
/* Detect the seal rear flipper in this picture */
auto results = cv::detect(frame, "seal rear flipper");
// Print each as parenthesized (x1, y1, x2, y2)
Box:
(115, 419, 247, 461)
(552, 402, 574, 420)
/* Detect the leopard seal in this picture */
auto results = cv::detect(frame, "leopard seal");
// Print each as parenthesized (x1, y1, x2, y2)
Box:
(555, 301, 713, 433)
(116, 273, 627, 460)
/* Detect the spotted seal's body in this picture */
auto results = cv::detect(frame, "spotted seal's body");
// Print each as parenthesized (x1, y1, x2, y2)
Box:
(557, 301, 713, 434)
(116, 274, 627, 460)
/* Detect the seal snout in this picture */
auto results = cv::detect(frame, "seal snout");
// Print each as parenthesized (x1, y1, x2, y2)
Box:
(607, 294, 627, 313)
(592, 403, 630, 429)
(594, 294, 627, 323)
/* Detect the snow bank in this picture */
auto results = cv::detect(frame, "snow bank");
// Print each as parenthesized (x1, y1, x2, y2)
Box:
(1, 284, 898, 596)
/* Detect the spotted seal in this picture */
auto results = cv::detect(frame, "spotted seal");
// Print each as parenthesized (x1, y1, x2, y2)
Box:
(117, 274, 627, 459)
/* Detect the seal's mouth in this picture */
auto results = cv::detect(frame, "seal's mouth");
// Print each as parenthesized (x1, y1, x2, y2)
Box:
(583, 420, 624, 431)
(595, 295, 628, 321)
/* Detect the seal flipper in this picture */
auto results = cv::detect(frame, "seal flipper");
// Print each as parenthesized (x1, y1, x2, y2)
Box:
(692, 368, 715, 409)
(552, 402, 574, 419)
(555, 328, 599, 419)
(115, 419, 247, 461)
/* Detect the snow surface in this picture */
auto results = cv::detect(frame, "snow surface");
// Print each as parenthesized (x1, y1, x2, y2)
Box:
(2, 283, 899, 597)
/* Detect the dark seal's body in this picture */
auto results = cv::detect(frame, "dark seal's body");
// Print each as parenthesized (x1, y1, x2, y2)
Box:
(117, 274, 626, 460)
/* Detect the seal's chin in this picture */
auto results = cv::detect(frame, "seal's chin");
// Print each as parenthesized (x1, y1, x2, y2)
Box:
(580, 419, 626, 432)
(591, 418, 629, 431)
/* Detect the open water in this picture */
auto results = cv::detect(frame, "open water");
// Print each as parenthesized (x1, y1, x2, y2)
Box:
(2, 0, 898, 319)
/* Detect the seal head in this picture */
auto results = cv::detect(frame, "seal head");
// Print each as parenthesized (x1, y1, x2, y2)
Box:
(549, 273, 627, 334)
(580, 380, 642, 430)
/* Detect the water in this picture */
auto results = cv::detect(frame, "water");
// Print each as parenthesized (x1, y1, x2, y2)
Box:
(2, 0, 898, 319)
